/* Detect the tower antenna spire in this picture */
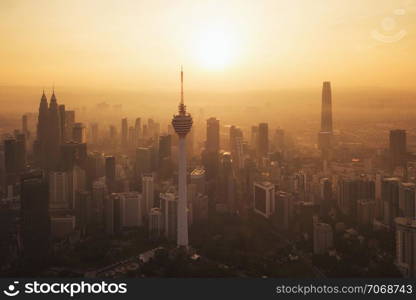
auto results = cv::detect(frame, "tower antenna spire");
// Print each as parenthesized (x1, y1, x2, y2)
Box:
(179, 66, 186, 114)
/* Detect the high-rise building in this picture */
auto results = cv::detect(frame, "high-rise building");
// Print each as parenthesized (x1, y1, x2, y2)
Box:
(105, 156, 116, 192)
(149, 207, 163, 239)
(253, 181, 275, 218)
(142, 174, 154, 215)
(47, 90, 62, 170)
(64, 110, 75, 142)
(206, 117, 220, 153)
(257, 123, 269, 158)
(390, 129, 407, 170)
(121, 118, 128, 148)
(136, 147, 152, 177)
(49, 171, 69, 210)
(395, 217, 416, 277)
(171, 67, 193, 248)
(357, 199, 376, 227)
(60, 142, 87, 171)
(313, 220, 333, 254)
(160, 192, 177, 241)
(318, 81, 333, 158)
(20, 171, 50, 267)
(381, 177, 400, 227)
(118, 192, 143, 227)
(72, 123, 86, 143)
(399, 182, 415, 219)
(58, 104, 66, 142)
(36, 90, 49, 169)
(135, 117, 142, 144)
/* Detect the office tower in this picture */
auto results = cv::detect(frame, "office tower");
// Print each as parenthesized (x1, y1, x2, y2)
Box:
(399, 182, 415, 219)
(251, 125, 258, 150)
(253, 181, 275, 218)
(257, 123, 269, 158)
(318, 81, 333, 159)
(22, 114, 30, 139)
(20, 171, 50, 267)
(190, 167, 206, 195)
(36, 90, 49, 169)
(319, 178, 332, 210)
(15, 133, 26, 169)
(75, 190, 90, 234)
(51, 216, 75, 239)
(159, 134, 172, 163)
(70, 165, 86, 209)
(160, 192, 178, 241)
(203, 117, 220, 179)
(135, 117, 141, 143)
(60, 141, 87, 171)
(381, 177, 400, 227)
(158, 134, 172, 178)
(218, 152, 236, 212)
(390, 129, 407, 170)
(118, 192, 143, 227)
(275, 191, 293, 230)
(313, 220, 333, 254)
(105, 155, 116, 192)
(171, 67, 193, 248)
(64, 110, 75, 142)
(49, 171, 69, 210)
(58, 104, 66, 142)
(321, 81, 333, 132)
(47, 90, 62, 170)
(72, 123, 86, 143)
(91, 123, 99, 145)
(206, 117, 220, 153)
(395, 217, 416, 277)
(357, 199, 376, 227)
(337, 177, 375, 218)
(136, 147, 152, 176)
(90, 179, 107, 231)
(104, 195, 114, 235)
(121, 118, 128, 148)
(149, 207, 163, 239)
(142, 174, 154, 214)
(128, 126, 135, 147)
(4, 138, 17, 175)
(230, 126, 243, 169)
(87, 152, 105, 182)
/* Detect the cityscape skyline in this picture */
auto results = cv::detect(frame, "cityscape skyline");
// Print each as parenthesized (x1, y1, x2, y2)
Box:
(2, 0, 416, 283)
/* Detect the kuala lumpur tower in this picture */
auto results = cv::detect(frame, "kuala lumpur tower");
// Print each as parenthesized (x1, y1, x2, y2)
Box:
(172, 67, 193, 248)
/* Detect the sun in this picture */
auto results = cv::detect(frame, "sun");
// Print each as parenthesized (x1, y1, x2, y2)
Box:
(191, 24, 237, 70)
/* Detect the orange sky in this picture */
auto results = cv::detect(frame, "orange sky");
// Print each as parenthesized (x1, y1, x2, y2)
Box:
(0, 0, 415, 92)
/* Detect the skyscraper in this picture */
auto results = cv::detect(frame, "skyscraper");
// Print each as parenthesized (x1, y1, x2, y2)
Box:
(318, 81, 333, 159)
(206, 117, 220, 153)
(321, 81, 333, 133)
(171, 67, 193, 248)
(48, 90, 62, 170)
(257, 122, 269, 158)
(390, 129, 407, 170)
(20, 171, 50, 268)
(36, 90, 49, 169)
(121, 118, 128, 148)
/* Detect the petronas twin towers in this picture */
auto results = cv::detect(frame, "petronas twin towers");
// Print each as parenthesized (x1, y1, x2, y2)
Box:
(36, 90, 63, 170)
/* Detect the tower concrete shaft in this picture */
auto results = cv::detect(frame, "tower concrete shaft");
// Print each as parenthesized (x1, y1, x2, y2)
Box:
(171, 67, 192, 248)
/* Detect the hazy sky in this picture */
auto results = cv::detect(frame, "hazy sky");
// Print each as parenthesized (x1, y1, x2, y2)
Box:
(1, 0, 415, 91)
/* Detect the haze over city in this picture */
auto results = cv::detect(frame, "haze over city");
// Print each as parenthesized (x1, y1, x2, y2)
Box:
(2, 0, 416, 283)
